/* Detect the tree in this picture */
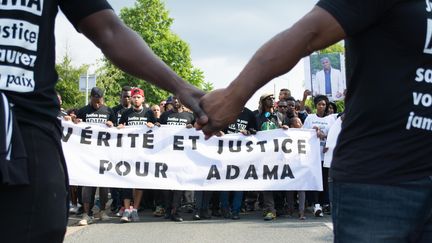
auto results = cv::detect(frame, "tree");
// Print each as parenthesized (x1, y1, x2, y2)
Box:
(98, 0, 211, 105)
(55, 54, 87, 109)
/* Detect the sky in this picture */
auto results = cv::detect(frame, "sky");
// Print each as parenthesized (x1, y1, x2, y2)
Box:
(55, 0, 319, 110)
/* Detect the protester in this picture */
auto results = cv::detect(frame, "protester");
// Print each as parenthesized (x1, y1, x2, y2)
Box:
(112, 86, 132, 125)
(74, 87, 115, 226)
(159, 96, 196, 222)
(0, 2, 207, 241)
(197, 1, 432, 241)
(117, 87, 156, 223)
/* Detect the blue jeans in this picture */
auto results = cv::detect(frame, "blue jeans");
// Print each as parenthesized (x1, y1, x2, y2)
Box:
(220, 191, 243, 213)
(330, 176, 432, 243)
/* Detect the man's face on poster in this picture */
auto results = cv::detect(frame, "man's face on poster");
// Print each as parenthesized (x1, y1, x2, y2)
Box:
(321, 58, 331, 71)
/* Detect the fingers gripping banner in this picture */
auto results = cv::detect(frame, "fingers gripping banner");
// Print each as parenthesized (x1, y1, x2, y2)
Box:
(61, 122, 323, 191)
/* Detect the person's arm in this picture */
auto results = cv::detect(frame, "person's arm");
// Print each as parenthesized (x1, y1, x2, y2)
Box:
(198, 6, 345, 136)
(77, 9, 207, 124)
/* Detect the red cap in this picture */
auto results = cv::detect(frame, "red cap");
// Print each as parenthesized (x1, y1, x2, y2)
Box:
(131, 88, 144, 97)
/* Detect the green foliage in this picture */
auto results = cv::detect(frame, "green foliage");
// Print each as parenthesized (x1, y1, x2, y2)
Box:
(55, 55, 86, 109)
(319, 42, 344, 54)
(98, 0, 211, 105)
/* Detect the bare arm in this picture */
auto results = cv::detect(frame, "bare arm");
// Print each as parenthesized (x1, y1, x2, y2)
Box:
(198, 6, 346, 135)
(77, 9, 207, 124)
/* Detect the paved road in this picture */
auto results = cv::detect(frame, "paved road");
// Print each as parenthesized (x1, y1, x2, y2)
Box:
(65, 210, 333, 243)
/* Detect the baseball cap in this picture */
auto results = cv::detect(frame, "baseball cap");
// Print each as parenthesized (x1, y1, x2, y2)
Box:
(131, 87, 144, 97)
(90, 87, 104, 98)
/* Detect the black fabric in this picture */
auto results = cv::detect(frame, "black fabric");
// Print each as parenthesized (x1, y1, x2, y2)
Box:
(159, 110, 195, 126)
(256, 112, 278, 131)
(112, 104, 130, 126)
(119, 107, 156, 126)
(317, 0, 432, 183)
(0, 122, 68, 243)
(0, 0, 111, 132)
(224, 107, 258, 134)
(0, 93, 28, 185)
(76, 104, 115, 124)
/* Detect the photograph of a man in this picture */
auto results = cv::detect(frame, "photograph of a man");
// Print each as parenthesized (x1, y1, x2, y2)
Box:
(311, 55, 346, 101)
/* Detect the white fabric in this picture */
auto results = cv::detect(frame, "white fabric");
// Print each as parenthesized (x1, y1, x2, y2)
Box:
(61, 121, 323, 191)
(314, 68, 345, 100)
(323, 117, 342, 168)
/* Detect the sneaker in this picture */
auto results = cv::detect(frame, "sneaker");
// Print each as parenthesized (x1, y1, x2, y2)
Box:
(314, 204, 323, 217)
(120, 209, 131, 223)
(231, 212, 240, 220)
(78, 213, 93, 226)
(131, 209, 140, 222)
(116, 207, 125, 217)
(264, 212, 276, 221)
(200, 209, 211, 220)
(221, 208, 231, 219)
(97, 210, 110, 221)
(192, 211, 201, 220)
(171, 213, 183, 222)
(153, 206, 165, 217)
(323, 204, 331, 215)
(69, 204, 81, 214)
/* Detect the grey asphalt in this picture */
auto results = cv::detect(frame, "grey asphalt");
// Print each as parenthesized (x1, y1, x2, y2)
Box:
(65, 210, 333, 243)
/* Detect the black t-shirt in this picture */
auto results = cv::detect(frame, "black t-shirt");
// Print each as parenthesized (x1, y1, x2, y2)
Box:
(159, 110, 195, 126)
(118, 107, 156, 126)
(76, 104, 115, 125)
(225, 107, 258, 134)
(112, 104, 130, 126)
(0, 0, 112, 131)
(317, 0, 432, 183)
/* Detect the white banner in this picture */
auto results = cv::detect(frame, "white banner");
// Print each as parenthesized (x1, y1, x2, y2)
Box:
(61, 122, 322, 191)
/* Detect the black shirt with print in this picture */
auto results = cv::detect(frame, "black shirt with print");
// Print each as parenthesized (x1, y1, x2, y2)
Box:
(119, 107, 156, 126)
(225, 107, 258, 134)
(0, 0, 112, 132)
(76, 104, 115, 125)
(317, 0, 432, 183)
(159, 110, 195, 126)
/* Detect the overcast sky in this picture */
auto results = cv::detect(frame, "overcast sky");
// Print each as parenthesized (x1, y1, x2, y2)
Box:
(55, 0, 319, 109)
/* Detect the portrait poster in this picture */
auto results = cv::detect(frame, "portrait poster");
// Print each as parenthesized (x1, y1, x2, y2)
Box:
(304, 53, 346, 101)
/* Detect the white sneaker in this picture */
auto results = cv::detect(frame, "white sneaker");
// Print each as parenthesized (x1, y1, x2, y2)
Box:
(69, 205, 79, 214)
(97, 210, 110, 221)
(78, 213, 93, 226)
(120, 209, 131, 223)
(313, 204, 323, 217)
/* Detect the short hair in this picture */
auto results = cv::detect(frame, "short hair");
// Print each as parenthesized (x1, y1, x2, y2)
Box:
(320, 57, 330, 63)
(121, 86, 132, 92)
(285, 96, 296, 102)
(280, 88, 290, 92)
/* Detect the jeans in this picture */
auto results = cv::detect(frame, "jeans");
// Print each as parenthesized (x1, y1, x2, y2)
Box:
(220, 191, 243, 213)
(330, 176, 432, 243)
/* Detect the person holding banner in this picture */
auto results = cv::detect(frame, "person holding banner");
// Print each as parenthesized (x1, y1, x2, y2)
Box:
(74, 87, 115, 226)
(197, 1, 432, 242)
(159, 96, 196, 222)
(117, 87, 156, 223)
(219, 107, 258, 220)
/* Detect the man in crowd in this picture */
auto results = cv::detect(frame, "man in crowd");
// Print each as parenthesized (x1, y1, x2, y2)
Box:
(159, 96, 196, 222)
(117, 87, 156, 223)
(198, 1, 432, 241)
(73, 87, 115, 226)
(0, 1, 207, 242)
(112, 86, 132, 125)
